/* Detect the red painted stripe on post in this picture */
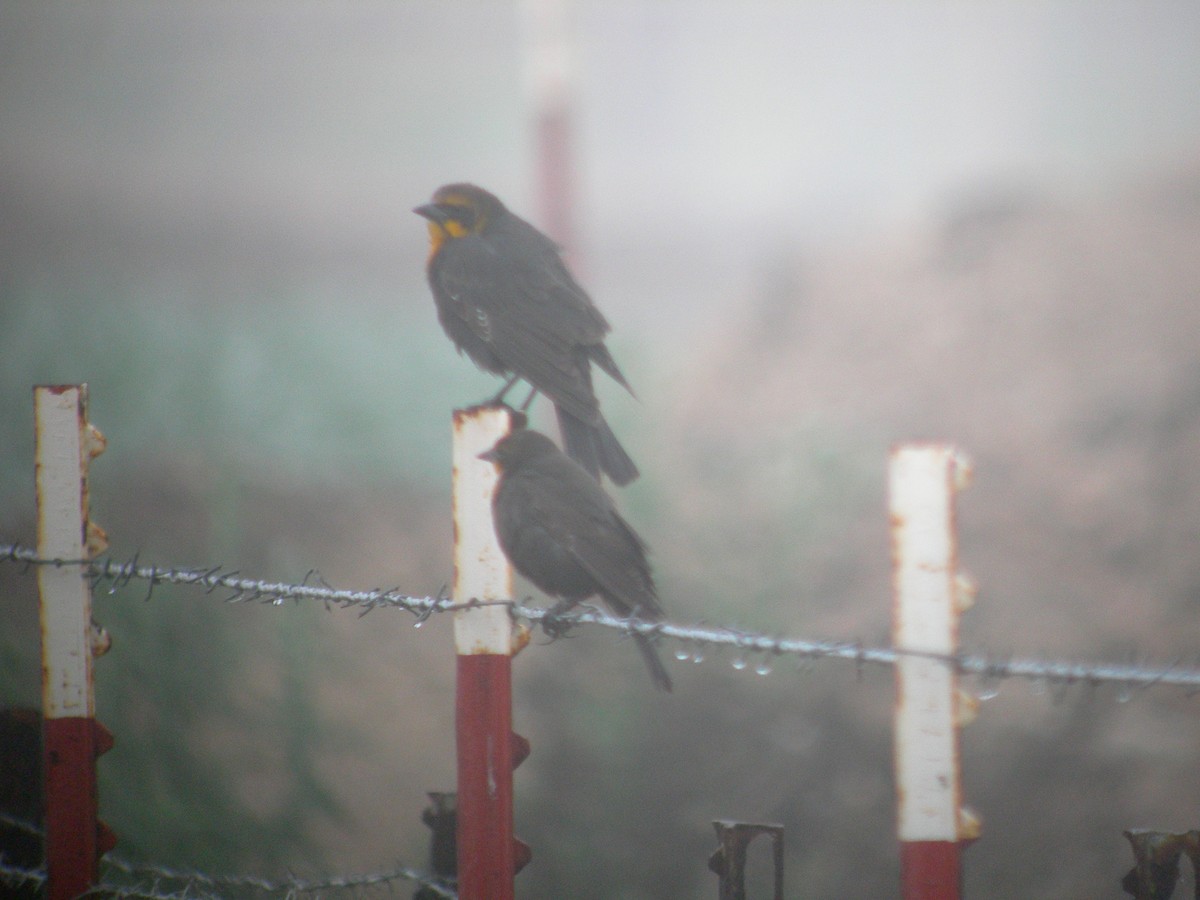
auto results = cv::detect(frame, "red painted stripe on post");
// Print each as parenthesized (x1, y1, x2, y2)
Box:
(900, 841, 961, 899)
(456, 653, 515, 900)
(43, 716, 100, 900)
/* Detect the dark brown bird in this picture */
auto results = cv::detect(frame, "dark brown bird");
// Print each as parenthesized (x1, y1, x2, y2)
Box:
(480, 428, 671, 692)
(415, 183, 639, 485)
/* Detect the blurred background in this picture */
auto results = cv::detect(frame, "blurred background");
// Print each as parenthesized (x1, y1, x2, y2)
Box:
(3, 1, 1200, 896)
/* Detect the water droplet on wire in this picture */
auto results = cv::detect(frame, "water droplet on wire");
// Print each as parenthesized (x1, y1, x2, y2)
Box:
(975, 670, 1001, 701)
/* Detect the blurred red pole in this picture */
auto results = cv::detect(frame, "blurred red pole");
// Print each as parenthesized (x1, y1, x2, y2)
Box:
(536, 101, 574, 254)
(522, 0, 577, 263)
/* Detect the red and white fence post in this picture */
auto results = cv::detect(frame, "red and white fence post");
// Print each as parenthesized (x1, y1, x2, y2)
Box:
(451, 406, 531, 900)
(34, 384, 115, 900)
(889, 444, 979, 900)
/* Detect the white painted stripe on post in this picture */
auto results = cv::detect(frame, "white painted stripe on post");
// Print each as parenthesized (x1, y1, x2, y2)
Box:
(452, 408, 516, 655)
(890, 444, 962, 843)
(35, 385, 95, 719)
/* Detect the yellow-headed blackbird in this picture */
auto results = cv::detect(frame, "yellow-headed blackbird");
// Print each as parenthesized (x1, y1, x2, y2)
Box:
(480, 428, 671, 692)
(415, 183, 638, 485)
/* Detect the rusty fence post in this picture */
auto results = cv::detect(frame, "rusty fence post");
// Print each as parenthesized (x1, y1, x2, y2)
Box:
(34, 384, 115, 900)
(414, 792, 458, 900)
(1121, 829, 1200, 899)
(708, 820, 784, 900)
(889, 444, 978, 900)
(452, 406, 530, 900)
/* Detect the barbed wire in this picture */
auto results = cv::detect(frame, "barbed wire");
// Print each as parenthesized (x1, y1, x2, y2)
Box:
(0, 815, 43, 892)
(0, 858, 45, 891)
(4, 542, 1199, 695)
(99, 856, 457, 899)
(0, 812, 42, 838)
(0, 543, 449, 618)
(0, 814, 456, 898)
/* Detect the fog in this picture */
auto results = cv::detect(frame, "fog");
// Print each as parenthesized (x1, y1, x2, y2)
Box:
(3, 2, 1200, 897)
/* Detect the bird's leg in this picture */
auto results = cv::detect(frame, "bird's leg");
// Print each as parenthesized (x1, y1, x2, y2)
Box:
(518, 385, 539, 412)
(488, 374, 521, 407)
(541, 597, 581, 639)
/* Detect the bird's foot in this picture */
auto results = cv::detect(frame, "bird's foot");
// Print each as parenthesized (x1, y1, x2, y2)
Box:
(540, 611, 574, 640)
(541, 599, 582, 640)
(518, 385, 539, 412)
(487, 374, 521, 406)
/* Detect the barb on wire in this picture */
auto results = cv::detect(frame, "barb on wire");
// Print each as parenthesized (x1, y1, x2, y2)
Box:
(4, 542, 1200, 695)
(0, 854, 44, 892)
(0, 860, 45, 896)
(99, 856, 457, 899)
(520, 602, 1200, 692)
(0, 542, 452, 622)
(0, 814, 455, 899)
(0, 813, 42, 839)
(0, 858, 45, 888)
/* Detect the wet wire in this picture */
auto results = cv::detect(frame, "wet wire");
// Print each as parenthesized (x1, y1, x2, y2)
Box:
(0, 815, 456, 899)
(99, 856, 457, 899)
(3, 542, 1199, 694)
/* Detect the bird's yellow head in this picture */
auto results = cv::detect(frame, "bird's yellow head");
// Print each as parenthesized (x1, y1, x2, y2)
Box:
(414, 183, 505, 259)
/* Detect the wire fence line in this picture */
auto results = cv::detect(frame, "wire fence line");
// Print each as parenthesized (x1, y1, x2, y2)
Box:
(0, 860, 456, 900)
(4, 542, 1200, 695)
(99, 856, 458, 899)
(0, 816, 457, 900)
(0, 812, 41, 839)
(0, 858, 45, 891)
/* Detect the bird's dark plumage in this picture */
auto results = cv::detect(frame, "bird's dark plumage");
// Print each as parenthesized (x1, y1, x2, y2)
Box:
(416, 183, 638, 485)
(480, 429, 671, 692)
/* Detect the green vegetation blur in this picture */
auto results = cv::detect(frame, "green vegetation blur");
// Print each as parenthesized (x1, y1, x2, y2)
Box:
(0, 284, 496, 507)
(0, 277, 491, 873)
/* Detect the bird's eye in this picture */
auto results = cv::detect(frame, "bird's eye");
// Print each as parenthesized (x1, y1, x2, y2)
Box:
(452, 205, 477, 229)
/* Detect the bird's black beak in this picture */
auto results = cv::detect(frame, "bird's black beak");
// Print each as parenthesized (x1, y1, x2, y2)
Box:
(413, 202, 449, 224)
(478, 448, 499, 464)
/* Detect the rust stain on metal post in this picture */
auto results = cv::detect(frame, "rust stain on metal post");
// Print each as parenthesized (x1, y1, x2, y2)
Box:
(421, 792, 458, 888)
(35, 384, 112, 900)
(451, 406, 520, 653)
(1121, 829, 1200, 899)
(891, 445, 959, 836)
(708, 820, 784, 900)
(36, 385, 102, 718)
(890, 444, 974, 899)
(452, 406, 528, 900)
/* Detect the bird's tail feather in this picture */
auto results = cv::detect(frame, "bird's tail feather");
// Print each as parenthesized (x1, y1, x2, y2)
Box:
(634, 633, 673, 693)
(594, 416, 639, 486)
(557, 405, 639, 486)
